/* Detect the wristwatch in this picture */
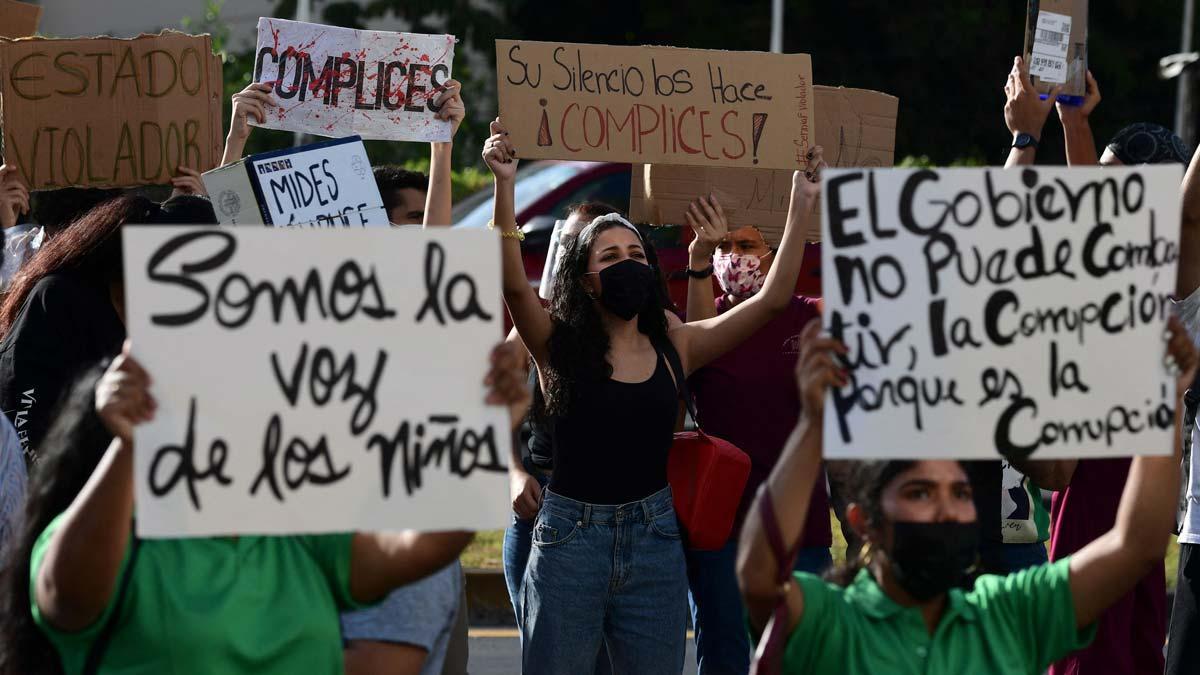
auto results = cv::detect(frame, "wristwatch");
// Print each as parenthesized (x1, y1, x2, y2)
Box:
(1012, 132, 1040, 150)
(686, 264, 714, 279)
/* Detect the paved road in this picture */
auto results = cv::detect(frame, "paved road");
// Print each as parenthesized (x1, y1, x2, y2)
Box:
(468, 631, 698, 674)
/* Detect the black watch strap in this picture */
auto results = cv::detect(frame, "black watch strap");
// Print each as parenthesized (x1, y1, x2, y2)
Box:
(686, 264, 714, 279)
(1012, 132, 1039, 150)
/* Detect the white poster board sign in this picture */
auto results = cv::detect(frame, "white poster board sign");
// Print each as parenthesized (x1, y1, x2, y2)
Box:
(123, 227, 510, 537)
(203, 136, 386, 226)
(820, 166, 1182, 460)
(252, 17, 455, 141)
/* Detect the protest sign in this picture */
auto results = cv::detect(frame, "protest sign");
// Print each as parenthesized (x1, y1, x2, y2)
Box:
(630, 87, 897, 243)
(0, 0, 41, 39)
(202, 135, 386, 226)
(252, 18, 455, 142)
(123, 227, 511, 537)
(496, 39, 813, 170)
(0, 31, 223, 190)
(1023, 0, 1088, 97)
(820, 165, 1181, 460)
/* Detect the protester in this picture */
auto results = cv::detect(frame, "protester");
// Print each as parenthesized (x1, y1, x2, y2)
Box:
(0, 194, 216, 468)
(485, 114, 823, 672)
(737, 316, 1196, 675)
(1168, 138, 1200, 675)
(0, 337, 529, 675)
(679, 196, 832, 674)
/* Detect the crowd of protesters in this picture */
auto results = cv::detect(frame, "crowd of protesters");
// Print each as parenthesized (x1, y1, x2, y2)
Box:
(0, 20, 1194, 675)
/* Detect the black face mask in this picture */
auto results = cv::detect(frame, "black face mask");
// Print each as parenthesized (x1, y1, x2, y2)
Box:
(887, 520, 979, 602)
(595, 258, 656, 321)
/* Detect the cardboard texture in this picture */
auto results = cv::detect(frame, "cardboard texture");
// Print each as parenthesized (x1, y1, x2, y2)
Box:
(630, 86, 898, 244)
(0, 31, 223, 190)
(0, 0, 41, 39)
(252, 18, 455, 142)
(203, 135, 386, 226)
(1023, 0, 1088, 97)
(496, 40, 814, 170)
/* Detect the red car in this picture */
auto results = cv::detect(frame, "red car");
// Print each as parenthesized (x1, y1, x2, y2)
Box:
(452, 160, 822, 316)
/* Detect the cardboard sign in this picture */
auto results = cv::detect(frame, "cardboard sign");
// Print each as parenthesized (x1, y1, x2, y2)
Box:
(123, 226, 511, 537)
(820, 165, 1181, 460)
(630, 87, 897, 243)
(252, 18, 455, 142)
(202, 136, 386, 226)
(0, 31, 223, 190)
(0, 0, 41, 39)
(1023, 0, 1088, 97)
(496, 40, 814, 170)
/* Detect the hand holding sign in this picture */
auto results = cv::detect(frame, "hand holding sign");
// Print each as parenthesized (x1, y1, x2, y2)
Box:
(0, 166, 30, 229)
(796, 320, 850, 425)
(483, 118, 519, 182)
(1004, 56, 1061, 141)
(95, 342, 156, 446)
(433, 79, 466, 140)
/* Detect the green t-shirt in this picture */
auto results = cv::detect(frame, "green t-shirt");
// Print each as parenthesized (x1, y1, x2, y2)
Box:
(783, 558, 1095, 674)
(30, 513, 360, 675)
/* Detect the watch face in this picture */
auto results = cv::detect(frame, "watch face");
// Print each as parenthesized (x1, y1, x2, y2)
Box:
(1014, 133, 1034, 148)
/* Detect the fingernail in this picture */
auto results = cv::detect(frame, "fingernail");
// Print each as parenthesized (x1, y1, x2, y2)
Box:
(1164, 330, 1173, 341)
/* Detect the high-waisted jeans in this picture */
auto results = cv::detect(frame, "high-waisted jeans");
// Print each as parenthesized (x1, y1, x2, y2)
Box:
(520, 485, 688, 675)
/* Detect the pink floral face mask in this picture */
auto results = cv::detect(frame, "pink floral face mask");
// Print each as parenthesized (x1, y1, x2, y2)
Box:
(713, 251, 773, 299)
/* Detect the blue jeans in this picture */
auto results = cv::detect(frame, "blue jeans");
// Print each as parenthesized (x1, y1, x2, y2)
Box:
(686, 540, 832, 675)
(521, 486, 688, 675)
(502, 464, 550, 626)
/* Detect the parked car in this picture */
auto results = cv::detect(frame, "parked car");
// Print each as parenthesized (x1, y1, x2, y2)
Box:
(452, 160, 822, 316)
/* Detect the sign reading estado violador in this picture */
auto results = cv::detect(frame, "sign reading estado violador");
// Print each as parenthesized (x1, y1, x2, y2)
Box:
(821, 166, 1182, 460)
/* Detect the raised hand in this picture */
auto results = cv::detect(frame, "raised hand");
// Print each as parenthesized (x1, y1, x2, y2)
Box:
(795, 319, 848, 423)
(1057, 70, 1101, 126)
(1004, 55, 1062, 141)
(686, 193, 730, 264)
(433, 78, 466, 140)
(230, 82, 277, 141)
(0, 165, 30, 229)
(482, 117, 519, 183)
(169, 166, 208, 199)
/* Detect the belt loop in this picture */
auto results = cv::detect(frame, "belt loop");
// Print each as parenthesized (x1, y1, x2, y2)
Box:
(582, 504, 592, 527)
(641, 498, 652, 522)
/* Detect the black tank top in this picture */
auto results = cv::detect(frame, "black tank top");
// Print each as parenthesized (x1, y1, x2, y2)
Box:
(548, 348, 679, 504)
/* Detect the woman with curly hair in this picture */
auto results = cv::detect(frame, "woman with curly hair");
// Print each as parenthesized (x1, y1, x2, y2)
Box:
(482, 117, 825, 674)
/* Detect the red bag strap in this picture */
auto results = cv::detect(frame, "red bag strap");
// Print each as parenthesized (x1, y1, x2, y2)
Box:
(749, 486, 802, 675)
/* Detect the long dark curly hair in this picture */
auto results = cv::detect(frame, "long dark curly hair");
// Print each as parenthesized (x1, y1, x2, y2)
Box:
(0, 363, 111, 675)
(541, 218, 671, 417)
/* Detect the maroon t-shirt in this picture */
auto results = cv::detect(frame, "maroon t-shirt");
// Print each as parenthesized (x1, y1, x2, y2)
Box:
(688, 295, 832, 548)
(1048, 458, 1165, 675)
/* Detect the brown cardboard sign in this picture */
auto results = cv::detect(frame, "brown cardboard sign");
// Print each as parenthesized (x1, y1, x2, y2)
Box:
(496, 40, 814, 171)
(630, 86, 898, 243)
(1022, 0, 1088, 97)
(0, 0, 41, 39)
(0, 31, 224, 190)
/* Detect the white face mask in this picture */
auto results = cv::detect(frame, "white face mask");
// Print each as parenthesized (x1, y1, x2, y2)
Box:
(713, 251, 772, 299)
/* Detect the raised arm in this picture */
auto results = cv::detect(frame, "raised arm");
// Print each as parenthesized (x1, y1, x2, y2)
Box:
(1067, 315, 1197, 628)
(671, 150, 823, 374)
(738, 320, 847, 632)
(1177, 143, 1200, 297)
(683, 194, 727, 322)
(221, 82, 275, 166)
(1004, 56, 1061, 169)
(1056, 71, 1101, 167)
(423, 80, 465, 228)
(35, 345, 153, 632)
(483, 119, 553, 367)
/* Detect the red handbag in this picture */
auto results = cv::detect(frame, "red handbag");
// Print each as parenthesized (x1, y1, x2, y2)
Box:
(660, 340, 751, 550)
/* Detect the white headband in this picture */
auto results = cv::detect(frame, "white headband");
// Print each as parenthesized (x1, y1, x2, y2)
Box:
(580, 213, 644, 242)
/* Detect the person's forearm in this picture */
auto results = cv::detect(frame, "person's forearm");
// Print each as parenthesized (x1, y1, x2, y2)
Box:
(423, 143, 454, 227)
(757, 185, 808, 312)
(738, 417, 821, 613)
(1005, 146, 1036, 168)
(221, 132, 249, 167)
(1178, 145, 1200, 296)
(494, 178, 528, 299)
(1061, 118, 1099, 166)
(686, 249, 718, 322)
(37, 437, 134, 630)
(1117, 408, 1182, 557)
(350, 531, 474, 604)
